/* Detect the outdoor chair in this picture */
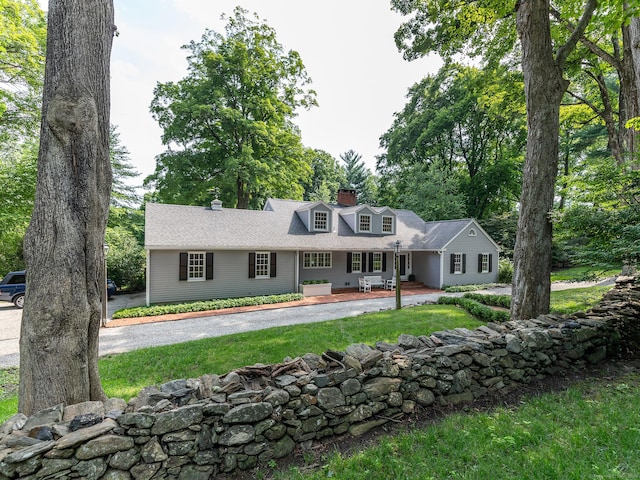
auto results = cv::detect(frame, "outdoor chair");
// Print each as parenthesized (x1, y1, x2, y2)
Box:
(359, 277, 371, 293)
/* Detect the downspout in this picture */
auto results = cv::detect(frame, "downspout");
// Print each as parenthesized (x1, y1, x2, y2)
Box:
(295, 250, 300, 293)
(438, 250, 445, 289)
(146, 249, 151, 306)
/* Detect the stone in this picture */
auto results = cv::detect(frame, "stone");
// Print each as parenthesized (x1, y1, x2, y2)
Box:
(264, 389, 290, 406)
(117, 412, 155, 429)
(3, 440, 55, 463)
(141, 436, 168, 462)
(130, 462, 160, 480)
(223, 402, 273, 424)
(63, 401, 105, 421)
(340, 378, 362, 396)
(22, 404, 63, 431)
(69, 413, 103, 432)
(73, 458, 107, 480)
(412, 389, 435, 406)
(349, 419, 388, 437)
(0, 413, 27, 440)
(178, 465, 215, 479)
(271, 434, 295, 458)
(55, 419, 117, 450)
(150, 405, 203, 435)
(316, 388, 346, 409)
(218, 425, 255, 446)
(38, 458, 78, 477)
(76, 434, 135, 460)
(345, 343, 375, 359)
(362, 377, 402, 398)
(102, 468, 132, 480)
(109, 448, 140, 470)
(398, 334, 422, 350)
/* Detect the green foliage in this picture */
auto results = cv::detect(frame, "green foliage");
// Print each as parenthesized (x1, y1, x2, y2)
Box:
(109, 126, 141, 207)
(113, 293, 305, 319)
(437, 295, 510, 322)
(147, 7, 316, 209)
(0, 0, 46, 144)
(498, 257, 514, 284)
(463, 292, 511, 308)
(301, 279, 329, 285)
(105, 225, 145, 291)
(443, 283, 505, 293)
(276, 370, 640, 479)
(377, 64, 524, 219)
(301, 149, 347, 203)
(340, 150, 377, 205)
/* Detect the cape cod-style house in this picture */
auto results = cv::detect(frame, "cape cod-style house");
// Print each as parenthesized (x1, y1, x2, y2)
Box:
(144, 189, 500, 305)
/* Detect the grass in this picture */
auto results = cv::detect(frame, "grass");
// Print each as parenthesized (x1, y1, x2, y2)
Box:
(98, 304, 481, 401)
(273, 370, 640, 479)
(550, 266, 620, 283)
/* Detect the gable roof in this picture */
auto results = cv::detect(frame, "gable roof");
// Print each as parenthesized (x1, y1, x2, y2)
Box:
(145, 199, 496, 252)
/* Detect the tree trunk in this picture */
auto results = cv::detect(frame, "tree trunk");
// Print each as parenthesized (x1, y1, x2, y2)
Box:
(628, 16, 640, 169)
(511, 0, 594, 320)
(19, 0, 114, 416)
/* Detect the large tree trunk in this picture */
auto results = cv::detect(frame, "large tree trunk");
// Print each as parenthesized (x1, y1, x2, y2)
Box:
(19, 0, 114, 415)
(511, 0, 595, 320)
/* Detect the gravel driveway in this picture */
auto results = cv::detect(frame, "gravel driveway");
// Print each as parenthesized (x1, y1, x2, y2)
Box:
(0, 277, 615, 369)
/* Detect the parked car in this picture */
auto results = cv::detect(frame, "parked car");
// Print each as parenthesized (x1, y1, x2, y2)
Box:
(0, 270, 25, 308)
(0, 271, 118, 308)
(107, 279, 117, 299)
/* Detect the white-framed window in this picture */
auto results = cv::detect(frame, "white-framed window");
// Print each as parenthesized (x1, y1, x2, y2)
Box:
(188, 252, 205, 281)
(372, 252, 383, 272)
(382, 216, 394, 233)
(255, 252, 271, 279)
(480, 253, 490, 273)
(453, 253, 463, 274)
(314, 211, 328, 231)
(303, 252, 332, 268)
(359, 214, 371, 232)
(351, 252, 362, 273)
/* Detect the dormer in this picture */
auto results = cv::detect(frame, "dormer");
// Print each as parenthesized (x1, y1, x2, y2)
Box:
(339, 205, 396, 235)
(295, 202, 334, 233)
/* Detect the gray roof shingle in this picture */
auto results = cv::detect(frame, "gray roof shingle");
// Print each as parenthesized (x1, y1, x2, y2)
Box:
(144, 199, 478, 251)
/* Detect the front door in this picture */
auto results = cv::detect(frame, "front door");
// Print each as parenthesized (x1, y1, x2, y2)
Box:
(397, 253, 411, 281)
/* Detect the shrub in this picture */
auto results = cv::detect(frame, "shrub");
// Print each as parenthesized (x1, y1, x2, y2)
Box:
(444, 283, 505, 293)
(113, 293, 304, 319)
(463, 292, 511, 308)
(302, 279, 330, 284)
(498, 258, 514, 284)
(437, 296, 510, 322)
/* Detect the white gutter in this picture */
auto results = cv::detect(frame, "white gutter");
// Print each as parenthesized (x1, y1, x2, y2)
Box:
(145, 249, 150, 306)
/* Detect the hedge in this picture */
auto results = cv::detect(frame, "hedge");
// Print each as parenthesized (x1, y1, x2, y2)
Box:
(437, 296, 510, 323)
(112, 293, 305, 319)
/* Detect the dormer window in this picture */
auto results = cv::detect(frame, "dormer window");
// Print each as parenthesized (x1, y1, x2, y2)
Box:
(382, 216, 394, 233)
(359, 214, 371, 232)
(314, 211, 328, 231)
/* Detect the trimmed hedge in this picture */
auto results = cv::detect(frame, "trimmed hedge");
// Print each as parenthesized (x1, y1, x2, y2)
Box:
(437, 296, 510, 323)
(112, 293, 305, 319)
(443, 282, 506, 293)
(463, 292, 511, 308)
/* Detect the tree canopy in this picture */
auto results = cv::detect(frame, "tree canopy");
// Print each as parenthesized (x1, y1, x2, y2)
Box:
(147, 7, 317, 209)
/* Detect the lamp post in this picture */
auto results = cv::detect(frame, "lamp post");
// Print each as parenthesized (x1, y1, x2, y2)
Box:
(394, 240, 401, 310)
(101, 243, 109, 327)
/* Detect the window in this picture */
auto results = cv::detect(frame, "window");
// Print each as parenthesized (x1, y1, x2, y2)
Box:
(255, 252, 270, 278)
(303, 252, 332, 268)
(249, 252, 276, 279)
(180, 252, 213, 281)
(478, 253, 492, 273)
(451, 253, 466, 274)
(468, 228, 477, 237)
(314, 211, 328, 231)
(372, 252, 383, 272)
(382, 216, 393, 233)
(351, 252, 362, 273)
(359, 214, 371, 232)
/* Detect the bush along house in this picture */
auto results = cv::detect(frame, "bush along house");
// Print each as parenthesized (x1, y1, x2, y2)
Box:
(144, 189, 500, 305)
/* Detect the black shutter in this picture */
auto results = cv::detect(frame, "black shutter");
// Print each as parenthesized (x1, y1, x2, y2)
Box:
(450, 254, 455, 274)
(462, 254, 467, 274)
(368, 252, 374, 272)
(249, 252, 256, 278)
(206, 253, 214, 280)
(362, 252, 367, 272)
(179, 253, 188, 281)
(478, 254, 483, 273)
(270, 252, 277, 278)
(347, 252, 352, 273)
(382, 252, 387, 272)
(489, 254, 493, 273)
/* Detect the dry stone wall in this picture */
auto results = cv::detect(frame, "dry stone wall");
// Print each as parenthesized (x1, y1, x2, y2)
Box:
(1, 276, 638, 479)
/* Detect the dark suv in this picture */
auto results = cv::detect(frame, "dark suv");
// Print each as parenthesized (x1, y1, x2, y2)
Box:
(0, 270, 26, 308)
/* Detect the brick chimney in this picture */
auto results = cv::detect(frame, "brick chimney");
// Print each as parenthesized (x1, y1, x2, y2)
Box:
(337, 188, 357, 206)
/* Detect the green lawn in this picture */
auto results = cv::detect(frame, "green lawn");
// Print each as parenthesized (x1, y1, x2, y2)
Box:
(0, 283, 627, 480)
(550, 266, 620, 282)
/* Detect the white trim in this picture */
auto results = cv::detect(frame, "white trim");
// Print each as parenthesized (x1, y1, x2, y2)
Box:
(359, 213, 372, 232)
(255, 251, 271, 279)
(351, 252, 362, 273)
(187, 251, 206, 281)
(303, 251, 332, 268)
(382, 215, 394, 234)
(146, 249, 151, 306)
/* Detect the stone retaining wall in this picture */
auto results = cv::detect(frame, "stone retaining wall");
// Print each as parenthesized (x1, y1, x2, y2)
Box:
(1, 276, 638, 479)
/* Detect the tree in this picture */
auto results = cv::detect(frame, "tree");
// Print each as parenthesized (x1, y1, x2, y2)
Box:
(19, 0, 115, 415)
(148, 7, 316, 209)
(301, 148, 347, 203)
(378, 63, 525, 219)
(340, 149, 377, 205)
(393, 0, 598, 318)
(0, 0, 46, 145)
(109, 125, 140, 207)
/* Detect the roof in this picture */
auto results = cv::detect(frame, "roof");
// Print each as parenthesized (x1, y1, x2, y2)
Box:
(145, 199, 491, 252)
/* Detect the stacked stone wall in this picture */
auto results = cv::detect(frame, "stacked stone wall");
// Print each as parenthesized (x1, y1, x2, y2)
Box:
(1, 276, 638, 479)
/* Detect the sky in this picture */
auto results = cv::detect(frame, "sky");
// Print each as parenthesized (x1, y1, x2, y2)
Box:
(40, 1, 443, 185)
